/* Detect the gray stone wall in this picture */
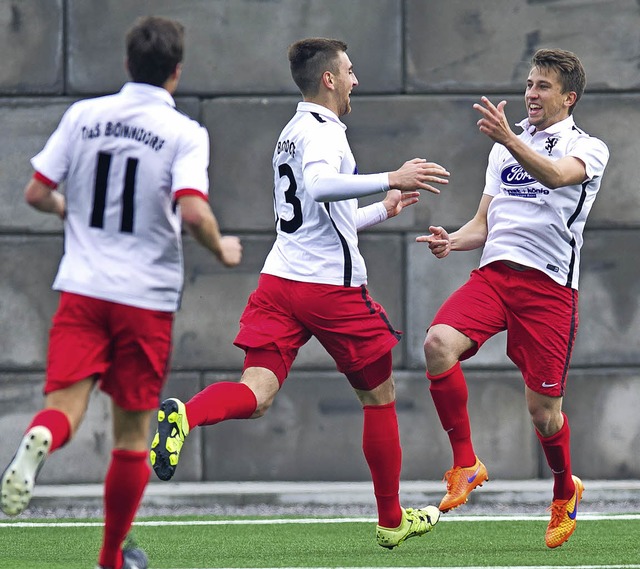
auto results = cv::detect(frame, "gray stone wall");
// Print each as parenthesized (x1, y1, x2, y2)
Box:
(0, 0, 639, 484)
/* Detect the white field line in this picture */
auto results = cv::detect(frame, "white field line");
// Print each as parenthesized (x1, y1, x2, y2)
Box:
(1, 512, 640, 528)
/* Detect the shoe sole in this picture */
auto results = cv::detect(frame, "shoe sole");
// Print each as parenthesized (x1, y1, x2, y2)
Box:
(1, 426, 51, 516)
(439, 471, 489, 513)
(151, 399, 181, 482)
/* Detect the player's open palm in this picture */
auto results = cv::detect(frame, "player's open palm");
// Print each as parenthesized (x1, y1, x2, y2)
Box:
(383, 189, 420, 219)
(218, 235, 243, 267)
(389, 158, 450, 194)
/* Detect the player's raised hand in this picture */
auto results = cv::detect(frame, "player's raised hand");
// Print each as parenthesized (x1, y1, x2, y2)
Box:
(383, 189, 420, 219)
(473, 96, 514, 145)
(415, 225, 451, 258)
(217, 235, 243, 267)
(389, 158, 450, 194)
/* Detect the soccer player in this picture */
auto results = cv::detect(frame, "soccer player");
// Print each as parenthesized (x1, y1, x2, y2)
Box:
(0, 16, 242, 569)
(416, 48, 609, 547)
(150, 37, 450, 549)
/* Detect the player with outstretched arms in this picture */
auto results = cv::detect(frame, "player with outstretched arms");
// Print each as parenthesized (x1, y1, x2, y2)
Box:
(417, 48, 609, 548)
(151, 37, 450, 550)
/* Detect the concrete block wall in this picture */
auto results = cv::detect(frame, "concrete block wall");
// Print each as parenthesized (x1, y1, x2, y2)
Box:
(0, 0, 639, 484)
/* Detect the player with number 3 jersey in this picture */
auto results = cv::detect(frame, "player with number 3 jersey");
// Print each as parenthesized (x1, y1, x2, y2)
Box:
(265, 100, 386, 287)
(150, 37, 450, 550)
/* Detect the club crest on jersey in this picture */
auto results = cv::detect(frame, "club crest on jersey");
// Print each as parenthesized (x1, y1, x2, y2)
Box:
(501, 164, 536, 186)
(545, 137, 559, 156)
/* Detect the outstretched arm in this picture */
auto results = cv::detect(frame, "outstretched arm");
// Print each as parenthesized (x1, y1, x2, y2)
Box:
(305, 158, 450, 202)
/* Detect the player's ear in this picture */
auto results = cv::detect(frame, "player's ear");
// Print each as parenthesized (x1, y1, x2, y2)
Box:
(564, 91, 577, 109)
(322, 70, 335, 90)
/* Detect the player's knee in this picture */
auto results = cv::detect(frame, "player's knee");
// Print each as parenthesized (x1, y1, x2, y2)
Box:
(241, 353, 283, 419)
(424, 326, 450, 362)
(251, 394, 276, 418)
(529, 407, 560, 437)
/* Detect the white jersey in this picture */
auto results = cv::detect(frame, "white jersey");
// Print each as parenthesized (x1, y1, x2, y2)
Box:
(480, 115, 609, 289)
(262, 102, 389, 287)
(31, 82, 210, 311)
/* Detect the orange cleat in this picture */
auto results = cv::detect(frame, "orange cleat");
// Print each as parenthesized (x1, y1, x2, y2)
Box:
(439, 456, 489, 512)
(545, 475, 584, 548)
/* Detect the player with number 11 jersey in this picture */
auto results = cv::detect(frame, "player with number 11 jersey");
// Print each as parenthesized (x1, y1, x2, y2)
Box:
(2, 17, 242, 569)
(31, 81, 209, 311)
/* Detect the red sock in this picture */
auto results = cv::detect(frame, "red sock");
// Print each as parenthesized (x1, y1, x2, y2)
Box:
(427, 362, 476, 467)
(98, 450, 150, 569)
(362, 402, 402, 528)
(185, 381, 257, 427)
(27, 409, 71, 452)
(536, 413, 574, 500)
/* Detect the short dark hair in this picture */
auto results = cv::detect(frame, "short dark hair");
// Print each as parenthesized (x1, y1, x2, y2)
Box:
(126, 16, 184, 87)
(287, 38, 348, 96)
(531, 48, 586, 114)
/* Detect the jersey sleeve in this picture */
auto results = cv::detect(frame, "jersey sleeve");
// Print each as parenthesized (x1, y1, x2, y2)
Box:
(30, 104, 78, 184)
(302, 123, 389, 201)
(303, 162, 389, 201)
(356, 201, 388, 230)
(171, 121, 210, 198)
(568, 136, 610, 181)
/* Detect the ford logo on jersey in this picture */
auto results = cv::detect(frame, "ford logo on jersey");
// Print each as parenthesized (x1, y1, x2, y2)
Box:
(501, 164, 537, 186)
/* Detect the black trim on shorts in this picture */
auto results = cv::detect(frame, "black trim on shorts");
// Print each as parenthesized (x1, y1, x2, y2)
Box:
(360, 285, 401, 340)
(559, 288, 578, 395)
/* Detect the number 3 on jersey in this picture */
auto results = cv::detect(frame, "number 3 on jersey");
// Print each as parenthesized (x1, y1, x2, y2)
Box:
(277, 163, 302, 234)
(90, 151, 138, 233)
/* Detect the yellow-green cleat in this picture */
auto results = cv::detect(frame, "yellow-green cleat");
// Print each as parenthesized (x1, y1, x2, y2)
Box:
(376, 506, 440, 549)
(150, 398, 190, 481)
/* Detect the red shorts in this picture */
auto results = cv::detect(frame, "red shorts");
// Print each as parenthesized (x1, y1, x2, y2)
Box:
(46, 292, 174, 411)
(431, 261, 578, 396)
(234, 274, 401, 385)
